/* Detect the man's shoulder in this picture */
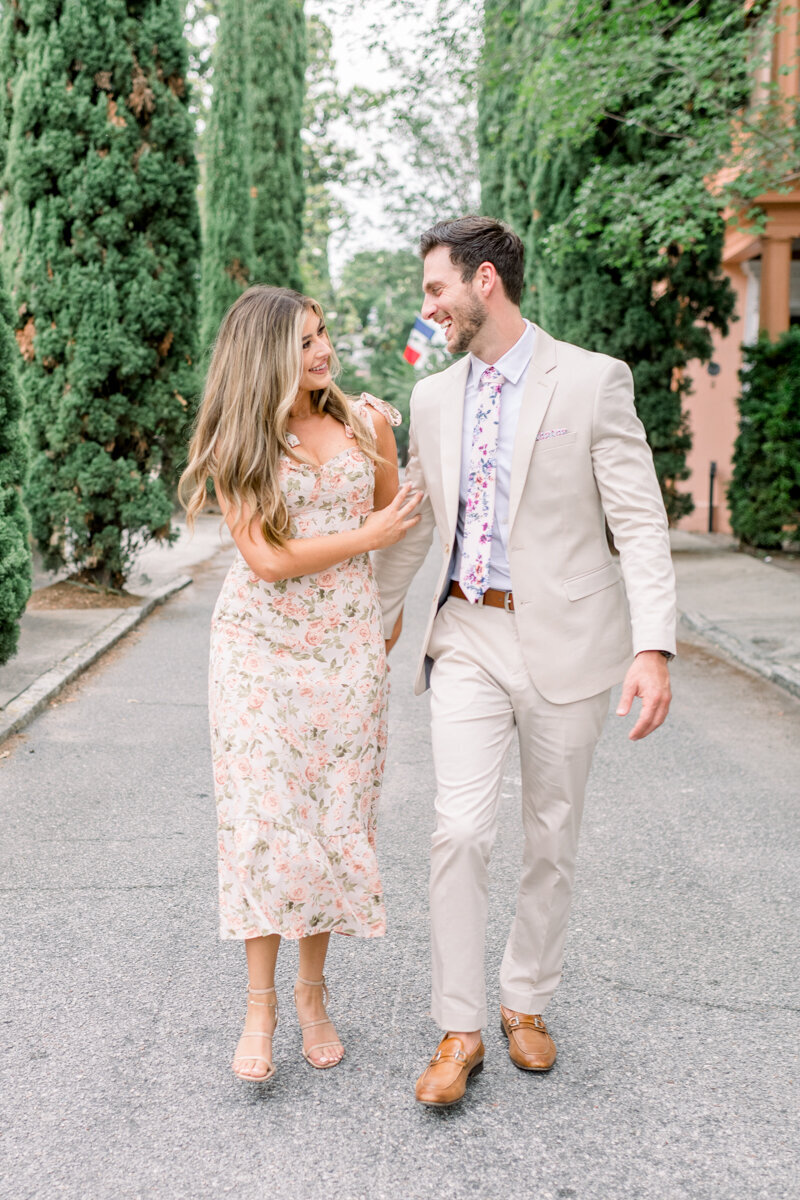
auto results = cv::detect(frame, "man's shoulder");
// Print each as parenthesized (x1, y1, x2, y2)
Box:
(541, 325, 630, 380)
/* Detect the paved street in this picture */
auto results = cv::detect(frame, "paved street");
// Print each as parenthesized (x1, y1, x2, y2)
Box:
(1, 544, 798, 1200)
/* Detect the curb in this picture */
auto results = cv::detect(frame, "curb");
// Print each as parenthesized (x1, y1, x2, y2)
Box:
(0, 574, 193, 745)
(680, 609, 800, 700)
(3, 577, 797, 745)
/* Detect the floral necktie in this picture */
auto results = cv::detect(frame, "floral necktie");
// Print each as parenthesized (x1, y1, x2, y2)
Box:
(459, 365, 504, 604)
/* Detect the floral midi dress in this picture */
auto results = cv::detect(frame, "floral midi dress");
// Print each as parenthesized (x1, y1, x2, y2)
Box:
(209, 394, 400, 941)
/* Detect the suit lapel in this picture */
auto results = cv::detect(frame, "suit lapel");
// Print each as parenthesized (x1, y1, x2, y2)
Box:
(508, 325, 557, 532)
(438, 355, 470, 540)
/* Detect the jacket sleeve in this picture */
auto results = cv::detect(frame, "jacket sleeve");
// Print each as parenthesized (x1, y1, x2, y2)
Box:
(372, 388, 436, 634)
(590, 358, 677, 657)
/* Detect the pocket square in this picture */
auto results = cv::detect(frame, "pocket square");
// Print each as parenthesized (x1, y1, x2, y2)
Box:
(536, 428, 570, 442)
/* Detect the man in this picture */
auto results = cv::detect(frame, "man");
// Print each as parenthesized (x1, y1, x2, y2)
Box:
(373, 216, 676, 1107)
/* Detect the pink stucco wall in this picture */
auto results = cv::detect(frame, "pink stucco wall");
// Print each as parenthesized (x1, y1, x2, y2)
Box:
(677, 263, 749, 533)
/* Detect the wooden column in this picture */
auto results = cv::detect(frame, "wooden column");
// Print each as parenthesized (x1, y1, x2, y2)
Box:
(759, 235, 792, 337)
(776, 1, 800, 103)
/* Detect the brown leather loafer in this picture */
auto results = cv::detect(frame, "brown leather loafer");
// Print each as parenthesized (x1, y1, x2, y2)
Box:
(415, 1035, 485, 1107)
(500, 1008, 557, 1071)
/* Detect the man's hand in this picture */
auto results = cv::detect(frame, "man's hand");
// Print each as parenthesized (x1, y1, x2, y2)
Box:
(385, 610, 403, 657)
(616, 650, 672, 741)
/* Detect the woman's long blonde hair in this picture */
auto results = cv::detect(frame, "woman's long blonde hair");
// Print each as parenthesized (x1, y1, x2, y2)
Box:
(180, 286, 381, 546)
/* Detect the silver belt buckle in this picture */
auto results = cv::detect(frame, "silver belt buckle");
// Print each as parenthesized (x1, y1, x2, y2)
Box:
(503, 591, 513, 613)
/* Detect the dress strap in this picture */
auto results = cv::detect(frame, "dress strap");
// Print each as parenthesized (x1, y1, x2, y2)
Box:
(345, 393, 402, 439)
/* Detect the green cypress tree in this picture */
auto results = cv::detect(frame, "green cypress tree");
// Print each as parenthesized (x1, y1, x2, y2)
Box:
(0, 31, 32, 667)
(247, 0, 305, 291)
(0, 265, 32, 664)
(299, 13, 349, 312)
(200, 0, 254, 348)
(2, 0, 200, 589)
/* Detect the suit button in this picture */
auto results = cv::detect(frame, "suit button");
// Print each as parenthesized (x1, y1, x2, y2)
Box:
(444, 543, 451, 554)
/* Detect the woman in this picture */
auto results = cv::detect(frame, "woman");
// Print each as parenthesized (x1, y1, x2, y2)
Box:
(181, 286, 420, 1082)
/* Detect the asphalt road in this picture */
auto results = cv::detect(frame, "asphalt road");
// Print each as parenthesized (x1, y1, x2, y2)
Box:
(1, 544, 798, 1200)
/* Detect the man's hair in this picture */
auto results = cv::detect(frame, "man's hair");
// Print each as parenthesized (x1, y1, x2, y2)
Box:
(419, 216, 525, 306)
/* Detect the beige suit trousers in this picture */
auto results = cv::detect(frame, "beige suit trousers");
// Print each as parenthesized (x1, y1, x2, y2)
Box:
(428, 596, 610, 1031)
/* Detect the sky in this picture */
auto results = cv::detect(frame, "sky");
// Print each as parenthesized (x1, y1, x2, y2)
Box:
(305, 0, 418, 273)
(185, 1, 479, 277)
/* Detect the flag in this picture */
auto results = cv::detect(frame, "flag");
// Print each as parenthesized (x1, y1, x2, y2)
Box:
(403, 315, 437, 367)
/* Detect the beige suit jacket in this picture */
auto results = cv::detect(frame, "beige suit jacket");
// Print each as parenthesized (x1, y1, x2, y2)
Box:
(372, 325, 677, 704)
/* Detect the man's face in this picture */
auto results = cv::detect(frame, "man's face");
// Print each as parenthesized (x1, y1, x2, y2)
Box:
(421, 245, 488, 355)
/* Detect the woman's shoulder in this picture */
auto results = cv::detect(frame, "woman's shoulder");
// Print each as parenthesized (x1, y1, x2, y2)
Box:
(351, 392, 402, 432)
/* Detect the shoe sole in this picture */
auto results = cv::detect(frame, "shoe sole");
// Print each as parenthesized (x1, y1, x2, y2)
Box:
(417, 1058, 484, 1107)
(499, 1020, 556, 1072)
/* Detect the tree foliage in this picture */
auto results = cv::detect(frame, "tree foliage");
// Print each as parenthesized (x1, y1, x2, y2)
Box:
(728, 331, 800, 548)
(335, 249, 438, 462)
(479, 0, 773, 520)
(0, 260, 31, 664)
(248, 0, 306, 290)
(200, 0, 253, 348)
(0, 48, 31, 666)
(201, 0, 306, 343)
(2, 0, 200, 588)
(324, 0, 481, 240)
(485, 0, 798, 277)
(299, 13, 354, 311)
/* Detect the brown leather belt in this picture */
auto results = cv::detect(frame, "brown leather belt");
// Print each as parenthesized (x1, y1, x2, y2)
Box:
(448, 581, 514, 612)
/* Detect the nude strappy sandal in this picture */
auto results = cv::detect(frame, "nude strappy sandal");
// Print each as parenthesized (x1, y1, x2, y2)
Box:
(294, 975, 344, 1069)
(232, 986, 278, 1082)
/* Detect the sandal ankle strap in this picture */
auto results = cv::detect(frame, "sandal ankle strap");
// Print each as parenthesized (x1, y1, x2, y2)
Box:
(247, 986, 277, 1009)
(295, 976, 330, 1005)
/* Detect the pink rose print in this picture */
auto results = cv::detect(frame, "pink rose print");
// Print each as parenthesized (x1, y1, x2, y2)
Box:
(305, 622, 325, 647)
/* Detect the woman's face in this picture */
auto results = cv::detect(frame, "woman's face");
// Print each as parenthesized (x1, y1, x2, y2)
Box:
(297, 307, 333, 396)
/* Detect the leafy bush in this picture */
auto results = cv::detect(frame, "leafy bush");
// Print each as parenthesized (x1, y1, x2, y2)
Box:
(729, 330, 800, 548)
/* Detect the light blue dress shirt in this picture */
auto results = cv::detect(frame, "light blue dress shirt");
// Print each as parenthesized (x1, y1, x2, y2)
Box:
(452, 320, 536, 593)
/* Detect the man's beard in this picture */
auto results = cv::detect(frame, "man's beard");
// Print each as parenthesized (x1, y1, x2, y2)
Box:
(450, 293, 488, 354)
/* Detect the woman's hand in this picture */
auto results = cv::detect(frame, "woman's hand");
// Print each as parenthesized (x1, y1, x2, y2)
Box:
(362, 482, 423, 550)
